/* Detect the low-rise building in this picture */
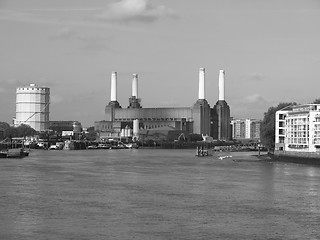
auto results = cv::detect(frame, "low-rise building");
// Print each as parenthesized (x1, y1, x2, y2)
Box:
(49, 121, 82, 135)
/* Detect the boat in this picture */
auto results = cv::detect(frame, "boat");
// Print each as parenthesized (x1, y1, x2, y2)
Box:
(48, 145, 59, 150)
(218, 155, 232, 160)
(48, 142, 64, 150)
(125, 143, 139, 149)
(87, 145, 98, 149)
(1, 148, 29, 158)
(0, 137, 29, 158)
(97, 143, 111, 149)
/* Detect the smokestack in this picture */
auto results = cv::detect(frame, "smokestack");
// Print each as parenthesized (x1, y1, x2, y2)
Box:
(219, 70, 225, 101)
(110, 71, 117, 102)
(198, 68, 205, 100)
(132, 74, 138, 98)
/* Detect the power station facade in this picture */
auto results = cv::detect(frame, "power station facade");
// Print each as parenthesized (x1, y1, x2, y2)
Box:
(95, 68, 231, 141)
(13, 83, 50, 132)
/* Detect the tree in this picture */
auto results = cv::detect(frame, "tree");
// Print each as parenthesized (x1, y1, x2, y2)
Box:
(0, 122, 10, 140)
(0, 122, 37, 138)
(260, 102, 296, 151)
(187, 133, 203, 142)
(312, 98, 320, 104)
(0, 122, 10, 130)
(84, 127, 98, 141)
(14, 124, 37, 137)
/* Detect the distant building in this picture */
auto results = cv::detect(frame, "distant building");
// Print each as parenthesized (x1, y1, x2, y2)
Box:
(231, 119, 246, 139)
(250, 119, 261, 139)
(49, 121, 82, 135)
(13, 83, 50, 132)
(95, 69, 231, 141)
(231, 118, 261, 140)
(275, 104, 320, 152)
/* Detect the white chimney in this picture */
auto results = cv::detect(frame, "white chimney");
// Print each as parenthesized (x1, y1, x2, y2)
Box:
(198, 68, 205, 100)
(132, 74, 138, 98)
(219, 70, 225, 101)
(110, 71, 117, 102)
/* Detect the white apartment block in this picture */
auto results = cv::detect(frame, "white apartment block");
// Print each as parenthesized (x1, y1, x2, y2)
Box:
(275, 104, 320, 152)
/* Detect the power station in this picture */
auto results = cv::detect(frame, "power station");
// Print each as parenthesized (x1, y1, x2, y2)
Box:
(95, 68, 231, 141)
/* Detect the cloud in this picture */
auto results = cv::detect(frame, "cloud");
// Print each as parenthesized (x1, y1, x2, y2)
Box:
(1, 78, 25, 88)
(50, 27, 78, 40)
(243, 93, 267, 104)
(0, 78, 55, 93)
(78, 38, 110, 52)
(248, 73, 265, 82)
(49, 27, 111, 52)
(230, 94, 270, 119)
(50, 95, 63, 104)
(95, 0, 177, 23)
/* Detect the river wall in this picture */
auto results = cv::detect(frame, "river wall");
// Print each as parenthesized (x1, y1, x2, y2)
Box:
(271, 150, 320, 165)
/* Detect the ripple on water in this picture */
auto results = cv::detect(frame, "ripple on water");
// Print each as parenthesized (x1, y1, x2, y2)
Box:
(0, 149, 320, 240)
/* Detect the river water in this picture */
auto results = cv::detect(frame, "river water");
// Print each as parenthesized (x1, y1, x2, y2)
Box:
(0, 149, 319, 240)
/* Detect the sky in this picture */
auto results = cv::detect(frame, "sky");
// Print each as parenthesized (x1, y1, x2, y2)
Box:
(1, 0, 320, 127)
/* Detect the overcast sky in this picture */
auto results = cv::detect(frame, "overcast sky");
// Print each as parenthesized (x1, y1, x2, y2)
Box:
(1, 0, 320, 127)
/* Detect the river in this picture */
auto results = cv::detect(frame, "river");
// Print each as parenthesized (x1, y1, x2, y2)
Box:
(0, 149, 319, 239)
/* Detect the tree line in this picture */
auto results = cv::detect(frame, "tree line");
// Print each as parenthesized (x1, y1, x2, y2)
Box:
(0, 122, 37, 139)
(0, 122, 98, 141)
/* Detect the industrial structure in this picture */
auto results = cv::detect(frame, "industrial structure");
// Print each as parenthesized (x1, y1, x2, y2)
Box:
(13, 83, 50, 132)
(95, 68, 231, 141)
(211, 70, 232, 141)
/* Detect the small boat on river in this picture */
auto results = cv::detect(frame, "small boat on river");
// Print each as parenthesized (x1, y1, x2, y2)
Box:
(0, 148, 29, 158)
(1, 137, 30, 158)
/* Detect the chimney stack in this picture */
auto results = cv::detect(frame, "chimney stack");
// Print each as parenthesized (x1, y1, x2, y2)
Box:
(132, 74, 138, 98)
(219, 70, 225, 101)
(110, 71, 117, 102)
(198, 68, 205, 100)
